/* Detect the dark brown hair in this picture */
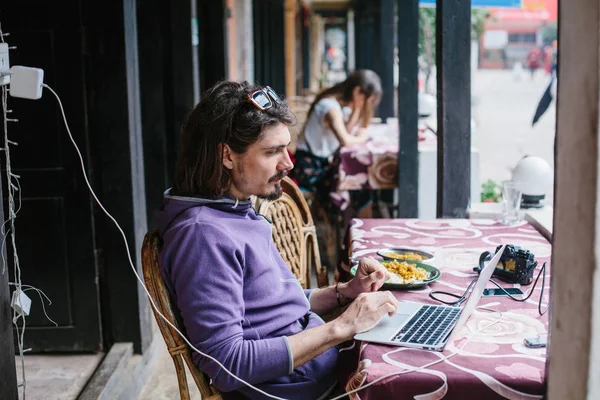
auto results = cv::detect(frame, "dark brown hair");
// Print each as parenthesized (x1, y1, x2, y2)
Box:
(172, 81, 293, 197)
(306, 69, 382, 128)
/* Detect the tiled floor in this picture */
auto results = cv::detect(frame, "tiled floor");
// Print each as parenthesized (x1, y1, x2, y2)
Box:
(138, 338, 201, 400)
(14, 353, 104, 400)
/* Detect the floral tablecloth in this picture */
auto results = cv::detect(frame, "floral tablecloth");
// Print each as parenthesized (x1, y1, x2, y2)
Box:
(337, 124, 436, 191)
(338, 218, 550, 400)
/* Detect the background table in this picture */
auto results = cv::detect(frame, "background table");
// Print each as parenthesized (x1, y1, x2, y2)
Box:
(337, 123, 481, 219)
(338, 218, 550, 400)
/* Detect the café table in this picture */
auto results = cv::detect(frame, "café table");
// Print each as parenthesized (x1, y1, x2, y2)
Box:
(338, 218, 550, 400)
(337, 123, 480, 219)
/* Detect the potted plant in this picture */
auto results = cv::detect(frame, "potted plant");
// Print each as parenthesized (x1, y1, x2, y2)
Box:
(481, 179, 501, 203)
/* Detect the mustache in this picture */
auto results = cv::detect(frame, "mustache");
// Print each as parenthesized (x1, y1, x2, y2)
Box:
(268, 170, 288, 182)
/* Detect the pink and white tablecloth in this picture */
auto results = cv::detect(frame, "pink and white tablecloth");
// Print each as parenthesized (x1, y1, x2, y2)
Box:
(337, 124, 436, 191)
(338, 218, 550, 400)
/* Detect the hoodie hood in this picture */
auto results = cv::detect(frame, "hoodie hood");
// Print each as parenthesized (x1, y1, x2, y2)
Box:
(155, 188, 255, 235)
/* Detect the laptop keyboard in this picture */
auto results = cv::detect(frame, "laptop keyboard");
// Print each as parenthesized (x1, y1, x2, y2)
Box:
(392, 305, 461, 346)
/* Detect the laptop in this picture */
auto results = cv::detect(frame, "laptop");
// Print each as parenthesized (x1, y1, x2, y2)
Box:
(354, 245, 506, 351)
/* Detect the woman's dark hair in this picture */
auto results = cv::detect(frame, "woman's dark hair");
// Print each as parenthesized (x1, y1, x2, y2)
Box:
(172, 81, 293, 197)
(306, 69, 382, 128)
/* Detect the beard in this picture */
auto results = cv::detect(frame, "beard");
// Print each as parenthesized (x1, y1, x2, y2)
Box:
(258, 182, 283, 201)
(256, 171, 287, 200)
(232, 160, 287, 201)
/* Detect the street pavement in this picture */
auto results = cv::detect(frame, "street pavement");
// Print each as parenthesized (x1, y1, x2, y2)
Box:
(472, 68, 556, 203)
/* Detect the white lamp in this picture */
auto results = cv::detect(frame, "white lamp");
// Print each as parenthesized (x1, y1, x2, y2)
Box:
(512, 156, 553, 208)
(418, 92, 436, 117)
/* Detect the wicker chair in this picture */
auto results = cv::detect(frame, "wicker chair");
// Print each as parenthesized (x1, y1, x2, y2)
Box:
(141, 230, 223, 400)
(254, 176, 329, 288)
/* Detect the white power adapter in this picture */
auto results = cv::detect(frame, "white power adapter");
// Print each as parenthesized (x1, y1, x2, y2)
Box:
(10, 66, 44, 100)
(11, 289, 32, 316)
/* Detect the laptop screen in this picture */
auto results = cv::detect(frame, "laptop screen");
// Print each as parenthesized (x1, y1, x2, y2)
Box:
(446, 244, 507, 344)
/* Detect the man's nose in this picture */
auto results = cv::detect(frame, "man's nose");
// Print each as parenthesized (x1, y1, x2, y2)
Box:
(281, 150, 294, 171)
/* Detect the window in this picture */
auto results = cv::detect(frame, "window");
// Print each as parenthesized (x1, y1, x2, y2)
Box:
(508, 33, 537, 44)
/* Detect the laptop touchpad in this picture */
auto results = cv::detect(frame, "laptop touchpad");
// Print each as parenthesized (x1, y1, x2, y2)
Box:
(355, 313, 412, 341)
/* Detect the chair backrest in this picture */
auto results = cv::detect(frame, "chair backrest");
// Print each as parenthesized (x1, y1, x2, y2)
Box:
(141, 230, 223, 400)
(254, 177, 329, 288)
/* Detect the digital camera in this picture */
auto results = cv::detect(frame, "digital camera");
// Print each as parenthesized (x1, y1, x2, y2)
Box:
(475, 244, 538, 285)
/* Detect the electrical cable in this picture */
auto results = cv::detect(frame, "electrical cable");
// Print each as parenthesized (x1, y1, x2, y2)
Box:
(487, 262, 548, 315)
(4, 83, 27, 397)
(1, 22, 28, 399)
(429, 277, 479, 306)
(337, 308, 504, 398)
(429, 262, 548, 315)
(8, 282, 59, 327)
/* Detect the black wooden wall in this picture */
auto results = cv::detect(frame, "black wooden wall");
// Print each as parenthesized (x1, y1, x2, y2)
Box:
(253, 0, 286, 92)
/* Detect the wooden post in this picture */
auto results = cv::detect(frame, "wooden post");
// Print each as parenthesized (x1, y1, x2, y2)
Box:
(86, 0, 151, 354)
(284, 0, 297, 97)
(233, 0, 255, 83)
(309, 13, 323, 92)
(167, 0, 198, 171)
(547, 0, 600, 398)
(137, 0, 197, 226)
(253, 0, 285, 93)
(197, 0, 229, 91)
(301, 4, 310, 91)
(396, 0, 419, 217)
(354, 0, 376, 71)
(0, 176, 18, 399)
(436, 0, 471, 218)
(225, 0, 238, 81)
(378, 0, 395, 121)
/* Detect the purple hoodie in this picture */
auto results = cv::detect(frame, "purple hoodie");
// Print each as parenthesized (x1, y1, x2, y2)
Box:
(155, 190, 338, 400)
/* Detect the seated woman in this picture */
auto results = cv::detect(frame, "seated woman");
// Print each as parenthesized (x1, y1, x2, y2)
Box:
(292, 70, 382, 223)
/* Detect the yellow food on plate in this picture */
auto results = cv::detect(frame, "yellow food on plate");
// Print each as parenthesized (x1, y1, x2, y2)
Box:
(385, 251, 427, 261)
(384, 260, 429, 284)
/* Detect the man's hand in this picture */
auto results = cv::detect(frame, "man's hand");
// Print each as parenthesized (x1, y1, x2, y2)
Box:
(333, 291, 398, 340)
(307, 257, 390, 316)
(342, 257, 391, 299)
(286, 291, 398, 368)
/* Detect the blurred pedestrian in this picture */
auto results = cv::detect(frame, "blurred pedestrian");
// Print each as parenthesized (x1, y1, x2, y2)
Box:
(526, 47, 542, 79)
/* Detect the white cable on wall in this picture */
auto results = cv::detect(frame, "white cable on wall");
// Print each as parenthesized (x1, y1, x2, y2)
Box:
(0, 21, 28, 400)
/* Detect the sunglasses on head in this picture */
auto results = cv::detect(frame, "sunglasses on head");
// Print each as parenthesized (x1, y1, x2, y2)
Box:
(247, 86, 282, 111)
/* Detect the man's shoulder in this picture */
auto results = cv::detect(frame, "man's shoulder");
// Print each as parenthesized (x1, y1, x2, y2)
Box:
(176, 211, 233, 234)
(174, 208, 265, 243)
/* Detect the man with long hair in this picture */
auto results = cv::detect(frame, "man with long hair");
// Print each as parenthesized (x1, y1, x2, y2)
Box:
(156, 81, 397, 400)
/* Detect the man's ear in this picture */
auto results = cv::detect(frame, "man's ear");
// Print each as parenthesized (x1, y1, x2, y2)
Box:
(220, 143, 235, 170)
